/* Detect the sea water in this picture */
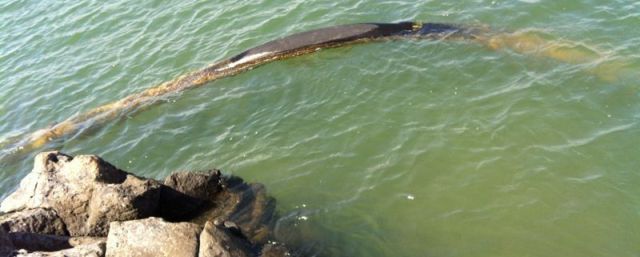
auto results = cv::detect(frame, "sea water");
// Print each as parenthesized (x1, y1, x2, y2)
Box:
(1, 1, 638, 256)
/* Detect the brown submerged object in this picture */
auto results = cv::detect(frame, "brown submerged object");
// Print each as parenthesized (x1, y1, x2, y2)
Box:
(1, 21, 614, 157)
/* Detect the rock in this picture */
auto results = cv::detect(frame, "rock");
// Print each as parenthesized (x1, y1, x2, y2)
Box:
(0, 152, 161, 236)
(189, 176, 277, 245)
(158, 170, 222, 221)
(14, 241, 106, 257)
(157, 186, 204, 221)
(221, 221, 244, 238)
(85, 176, 160, 235)
(7, 232, 105, 253)
(0, 227, 15, 257)
(0, 152, 294, 257)
(163, 170, 221, 200)
(260, 244, 291, 257)
(199, 221, 253, 257)
(0, 208, 67, 236)
(105, 217, 200, 257)
(238, 183, 276, 244)
(67, 236, 106, 247)
(8, 232, 71, 252)
(222, 181, 276, 245)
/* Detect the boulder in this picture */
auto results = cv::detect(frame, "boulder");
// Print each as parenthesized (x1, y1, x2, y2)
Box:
(158, 170, 222, 221)
(105, 217, 200, 257)
(230, 183, 276, 245)
(14, 241, 106, 257)
(85, 176, 160, 235)
(0, 208, 67, 236)
(7, 232, 105, 253)
(199, 221, 253, 257)
(8, 232, 71, 252)
(0, 152, 161, 236)
(163, 170, 222, 200)
(259, 244, 291, 257)
(200, 178, 277, 245)
(0, 227, 15, 257)
(0, 152, 294, 257)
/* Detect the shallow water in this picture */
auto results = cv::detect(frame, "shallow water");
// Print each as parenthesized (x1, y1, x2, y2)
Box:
(1, 1, 639, 256)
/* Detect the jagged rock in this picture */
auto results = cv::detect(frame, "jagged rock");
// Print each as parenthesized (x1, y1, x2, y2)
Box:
(8, 232, 71, 252)
(199, 221, 253, 257)
(0, 227, 15, 257)
(163, 170, 222, 200)
(260, 243, 291, 257)
(158, 170, 222, 221)
(0, 152, 294, 257)
(0, 152, 161, 236)
(7, 232, 105, 253)
(232, 183, 276, 245)
(0, 208, 67, 236)
(105, 217, 200, 257)
(199, 178, 276, 245)
(14, 241, 106, 257)
(85, 176, 160, 235)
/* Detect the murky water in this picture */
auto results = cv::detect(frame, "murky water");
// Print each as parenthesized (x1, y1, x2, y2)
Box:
(1, 1, 639, 256)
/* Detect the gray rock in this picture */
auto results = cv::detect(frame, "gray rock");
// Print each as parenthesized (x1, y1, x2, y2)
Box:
(158, 170, 222, 221)
(0, 152, 293, 257)
(0, 227, 15, 257)
(221, 182, 275, 245)
(85, 176, 160, 235)
(259, 244, 291, 257)
(14, 241, 105, 257)
(237, 183, 276, 245)
(8, 232, 70, 252)
(0, 152, 161, 236)
(163, 170, 221, 200)
(7, 232, 105, 253)
(0, 208, 67, 236)
(67, 236, 106, 247)
(105, 217, 200, 257)
(189, 176, 277, 245)
(198, 221, 253, 257)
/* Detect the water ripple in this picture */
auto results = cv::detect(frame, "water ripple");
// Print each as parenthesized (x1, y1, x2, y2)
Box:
(1, 1, 640, 257)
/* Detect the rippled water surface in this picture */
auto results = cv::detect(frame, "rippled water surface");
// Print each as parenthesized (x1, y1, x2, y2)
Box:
(1, 1, 639, 256)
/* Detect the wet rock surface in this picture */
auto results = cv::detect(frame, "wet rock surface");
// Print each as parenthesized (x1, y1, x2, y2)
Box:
(0, 151, 293, 257)
(158, 170, 222, 221)
(199, 221, 253, 257)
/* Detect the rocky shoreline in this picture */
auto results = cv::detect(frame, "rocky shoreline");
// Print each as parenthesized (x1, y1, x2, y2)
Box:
(0, 151, 292, 257)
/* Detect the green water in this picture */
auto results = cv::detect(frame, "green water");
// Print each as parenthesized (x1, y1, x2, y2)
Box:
(1, 1, 639, 256)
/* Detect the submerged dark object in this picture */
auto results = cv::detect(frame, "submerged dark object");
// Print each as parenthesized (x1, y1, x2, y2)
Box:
(6, 21, 480, 154)
(34, 20, 627, 160)
(205, 22, 477, 79)
(226, 22, 472, 65)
